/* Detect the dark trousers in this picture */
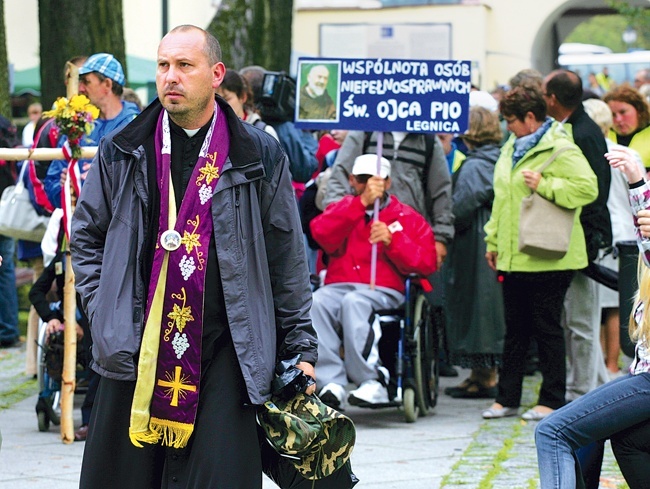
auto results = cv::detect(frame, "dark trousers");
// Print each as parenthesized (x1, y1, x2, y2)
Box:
(496, 270, 574, 409)
(611, 417, 650, 489)
(80, 332, 262, 489)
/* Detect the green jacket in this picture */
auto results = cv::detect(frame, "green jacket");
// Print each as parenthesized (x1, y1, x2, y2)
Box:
(485, 121, 598, 272)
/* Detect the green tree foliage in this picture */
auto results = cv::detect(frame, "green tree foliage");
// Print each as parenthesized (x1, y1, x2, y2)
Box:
(207, 0, 251, 70)
(565, 12, 650, 53)
(207, 0, 293, 72)
(0, 0, 11, 118)
(38, 0, 126, 109)
(39, 0, 92, 110)
(609, 0, 650, 48)
(88, 0, 127, 83)
(267, 0, 293, 72)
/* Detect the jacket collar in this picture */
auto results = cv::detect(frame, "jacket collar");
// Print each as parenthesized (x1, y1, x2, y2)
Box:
(112, 95, 261, 169)
(566, 104, 586, 126)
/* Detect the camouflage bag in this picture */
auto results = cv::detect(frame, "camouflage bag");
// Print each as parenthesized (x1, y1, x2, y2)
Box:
(258, 392, 356, 481)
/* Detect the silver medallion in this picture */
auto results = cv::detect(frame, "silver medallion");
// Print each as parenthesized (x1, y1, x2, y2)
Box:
(160, 229, 182, 251)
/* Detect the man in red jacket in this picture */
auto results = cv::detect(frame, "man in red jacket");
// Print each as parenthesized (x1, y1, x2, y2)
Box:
(310, 154, 437, 408)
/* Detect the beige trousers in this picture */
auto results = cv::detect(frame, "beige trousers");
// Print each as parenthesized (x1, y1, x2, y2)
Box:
(25, 257, 44, 377)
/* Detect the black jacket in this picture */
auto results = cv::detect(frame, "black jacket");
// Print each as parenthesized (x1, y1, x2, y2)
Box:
(567, 105, 612, 261)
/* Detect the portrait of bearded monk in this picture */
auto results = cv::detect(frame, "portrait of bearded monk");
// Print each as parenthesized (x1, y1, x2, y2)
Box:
(299, 64, 337, 121)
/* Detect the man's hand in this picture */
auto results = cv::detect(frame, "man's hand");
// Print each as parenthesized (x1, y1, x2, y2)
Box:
(435, 241, 447, 269)
(81, 162, 91, 181)
(639, 209, 650, 238)
(369, 221, 392, 246)
(360, 176, 386, 207)
(296, 361, 316, 395)
(46, 318, 63, 336)
(59, 167, 68, 188)
(485, 251, 498, 271)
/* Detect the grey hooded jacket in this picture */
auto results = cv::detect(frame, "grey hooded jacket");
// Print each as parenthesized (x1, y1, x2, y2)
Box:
(71, 97, 317, 404)
(323, 130, 454, 244)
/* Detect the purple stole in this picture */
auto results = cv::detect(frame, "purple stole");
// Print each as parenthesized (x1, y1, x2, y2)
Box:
(129, 103, 229, 448)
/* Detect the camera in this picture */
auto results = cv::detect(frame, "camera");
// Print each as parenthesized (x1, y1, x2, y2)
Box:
(257, 71, 296, 123)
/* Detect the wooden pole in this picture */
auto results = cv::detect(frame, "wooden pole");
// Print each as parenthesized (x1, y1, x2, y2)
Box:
(60, 61, 80, 444)
(0, 147, 97, 161)
(60, 255, 76, 444)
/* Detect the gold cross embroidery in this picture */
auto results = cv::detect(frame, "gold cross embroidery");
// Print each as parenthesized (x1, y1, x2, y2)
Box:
(157, 366, 197, 407)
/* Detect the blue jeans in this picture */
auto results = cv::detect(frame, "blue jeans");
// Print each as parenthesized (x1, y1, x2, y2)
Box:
(535, 373, 650, 488)
(0, 235, 19, 343)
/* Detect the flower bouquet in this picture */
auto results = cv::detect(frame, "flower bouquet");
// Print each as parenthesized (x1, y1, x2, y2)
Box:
(43, 95, 100, 160)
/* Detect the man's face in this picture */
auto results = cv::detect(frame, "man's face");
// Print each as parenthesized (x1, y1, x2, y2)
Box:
(27, 105, 42, 123)
(348, 173, 370, 196)
(541, 77, 558, 119)
(306, 65, 329, 98)
(156, 29, 225, 127)
(79, 73, 107, 106)
(634, 71, 648, 89)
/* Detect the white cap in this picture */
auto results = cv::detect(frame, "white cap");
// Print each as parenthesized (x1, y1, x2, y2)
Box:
(469, 90, 498, 112)
(352, 154, 391, 178)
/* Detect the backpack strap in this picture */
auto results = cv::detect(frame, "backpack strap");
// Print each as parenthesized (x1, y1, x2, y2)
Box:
(252, 119, 267, 131)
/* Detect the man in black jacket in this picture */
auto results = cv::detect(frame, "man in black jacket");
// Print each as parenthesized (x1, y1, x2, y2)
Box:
(543, 69, 612, 401)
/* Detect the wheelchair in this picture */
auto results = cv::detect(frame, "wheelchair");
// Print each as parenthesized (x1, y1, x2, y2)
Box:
(35, 320, 88, 432)
(364, 275, 440, 423)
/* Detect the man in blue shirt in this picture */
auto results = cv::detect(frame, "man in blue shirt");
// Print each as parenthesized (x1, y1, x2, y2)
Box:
(45, 53, 140, 208)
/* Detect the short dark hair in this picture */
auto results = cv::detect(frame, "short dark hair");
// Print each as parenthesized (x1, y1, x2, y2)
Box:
(94, 72, 124, 97)
(220, 69, 254, 111)
(239, 65, 266, 103)
(546, 70, 583, 109)
(499, 86, 546, 122)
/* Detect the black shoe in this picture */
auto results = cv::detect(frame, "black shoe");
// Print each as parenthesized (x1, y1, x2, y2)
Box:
(438, 363, 459, 377)
(448, 381, 497, 399)
(444, 378, 472, 396)
(74, 424, 89, 442)
(0, 336, 19, 348)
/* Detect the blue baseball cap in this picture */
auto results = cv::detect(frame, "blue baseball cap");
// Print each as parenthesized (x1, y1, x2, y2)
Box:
(79, 53, 125, 86)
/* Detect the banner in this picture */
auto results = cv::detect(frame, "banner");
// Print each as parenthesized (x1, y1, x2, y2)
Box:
(294, 57, 471, 133)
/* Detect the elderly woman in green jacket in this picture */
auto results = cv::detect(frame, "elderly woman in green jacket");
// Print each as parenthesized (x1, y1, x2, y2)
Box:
(481, 86, 598, 422)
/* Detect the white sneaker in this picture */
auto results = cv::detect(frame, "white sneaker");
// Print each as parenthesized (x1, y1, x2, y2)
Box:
(348, 380, 389, 405)
(319, 383, 347, 410)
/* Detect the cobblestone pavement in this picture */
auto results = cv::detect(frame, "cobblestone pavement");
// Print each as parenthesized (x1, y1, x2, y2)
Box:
(441, 375, 628, 489)
(0, 341, 630, 488)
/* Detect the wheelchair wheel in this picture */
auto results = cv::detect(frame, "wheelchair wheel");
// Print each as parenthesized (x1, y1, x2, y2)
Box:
(412, 293, 438, 415)
(403, 387, 418, 423)
(36, 320, 48, 395)
(36, 321, 62, 426)
(37, 410, 50, 432)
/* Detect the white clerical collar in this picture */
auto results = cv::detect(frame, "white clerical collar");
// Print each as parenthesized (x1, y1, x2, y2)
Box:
(183, 128, 200, 138)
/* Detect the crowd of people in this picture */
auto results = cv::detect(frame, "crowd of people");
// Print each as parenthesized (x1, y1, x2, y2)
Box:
(2, 22, 650, 488)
